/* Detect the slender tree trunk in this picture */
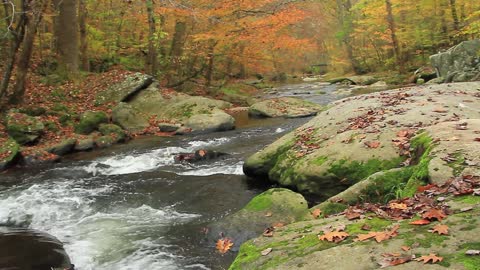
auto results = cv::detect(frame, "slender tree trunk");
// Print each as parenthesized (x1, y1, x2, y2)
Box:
(336, 0, 362, 74)
(78, 0, 89, 71)
(205, 40, 218, 86)
(53, 0, 79, 74)
(449, 0, 459, 31)
(145, 0, 157, 75)
(385, 0, 403, 71)
(0, 1, 27, 101)
(9, 0, 48, 104)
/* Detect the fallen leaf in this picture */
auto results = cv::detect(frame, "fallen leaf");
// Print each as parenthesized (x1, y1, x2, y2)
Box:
(354, 232, 378, 242)
(265, 212, 273, 217)
(410, 219, 431, 225)
(365, 141, 381, 148)
(431, 224, 449, 235)
(318, 230, 349, 243)
(261, 248, 273, 256)
(401, 246, 411, 251)
(272, 222, 285, 228)
(460, 206, 473, 212)
(263, 227, 274, 237)
(422, 208, 447, 221)
(433, 108, 448, 113)
(474, 138, 480, 142)
(216, 238, 234, 254)
(416, 253, 443, 264)
(378, 255, 412, 268)
(389, 203, 408, 210)
(311, 208, 322, 219)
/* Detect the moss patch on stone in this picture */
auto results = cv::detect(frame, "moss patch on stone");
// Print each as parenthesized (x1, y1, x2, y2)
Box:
(361, 167, 414, 203)
(346, 217, 394, 234)
(454, 242, 480, 270)
(403, 133, 435, 196)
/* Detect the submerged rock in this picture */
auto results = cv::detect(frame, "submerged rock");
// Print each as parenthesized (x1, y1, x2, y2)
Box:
(0, 227, 72, 270)
(249, 97, 323, 118)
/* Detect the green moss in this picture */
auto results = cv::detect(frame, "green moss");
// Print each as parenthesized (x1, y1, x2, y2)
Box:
(229, 241, 262, 270)
(318, 202, 348, 216)
(312, 156, 328, 166)
(401, 224, 449, 248)
(454, 242, 480, 270)
(454, 195, 480, 205)
(0, 138, 20, 164)
(347, 217, 393, 234)
(244, 193, 273, 211)
(98, 124, 126, 141)
(327, 157, 405, 185)
(361, 167, 414, 203)
(75, 111, 108, 135)
(403, 133, 435, 196)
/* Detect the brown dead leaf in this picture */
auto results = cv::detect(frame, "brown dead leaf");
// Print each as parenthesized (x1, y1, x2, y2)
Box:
(389, 203, 408, 210)
(422, 208, 447, 221)
(216, 238, 233, 254)
(265, 212, 273, 217)
(263, 227, 274, 237)
(311, 208, 322, 219)
(318, 231, 349, 243)
(401, 246, 411, 251)
(433, 108, 448, 113)
(272, 222, 285, 228)
(409, 219, 431, 225)
(365, 141, 381, 148)
(416, 253, 443, 264)
(354, 232, 377, 242)
(431, 224, 449, 235)
(378, 255, 412, 268)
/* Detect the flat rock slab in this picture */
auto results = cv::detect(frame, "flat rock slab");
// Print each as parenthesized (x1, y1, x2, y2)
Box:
(249, 97, 324, 118)
(244, 82, 480, 197)
(95, 73, 153, 104)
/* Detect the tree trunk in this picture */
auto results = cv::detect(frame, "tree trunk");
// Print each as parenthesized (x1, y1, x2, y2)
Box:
(145, 0, 157, 75)
(336, 0, 362, 74)
(385, 0, 403, 71)
(9, 0, 48, 104)
(78, 0, 89, 71)
(53, 0, 79, 74)
(205, 40, 218, 86)
(169, 21, 187, 67)
(0, 1, 27, 102)
(449, 0, 459, 31)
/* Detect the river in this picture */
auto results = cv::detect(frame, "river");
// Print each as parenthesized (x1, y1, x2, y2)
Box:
(0, 82, 340, 270)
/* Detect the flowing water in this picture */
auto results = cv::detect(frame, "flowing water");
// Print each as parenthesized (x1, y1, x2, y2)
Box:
(0, 82, 340, 270)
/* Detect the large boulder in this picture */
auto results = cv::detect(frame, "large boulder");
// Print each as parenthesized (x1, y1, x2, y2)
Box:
(185, 109, 235, 133)
(98, 123, 127, 142)
(95, 72, 153, 104)
(205, 188, 308, 251)
(45, 138, 77, 156)
(6, 112, 45, 145)
(74, 111, 109, 135)
(0, 227, 72, 270)
(111, 102, 150, 133)
(243, 82, 480, 198)
(249, 97, 324, 118)
(430, 39, 480, 83)
(0, 138, 20, 171)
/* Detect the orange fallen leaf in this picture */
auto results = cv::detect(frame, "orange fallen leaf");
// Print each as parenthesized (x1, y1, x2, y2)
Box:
(216, 238, 233, 254)
(422, 208, 447, 221)
(354, 231, 377, 242)
(410, 219, 431, 225)
(311, 208, 322, 219)
(378, 254, 412, 268)
(431, 224, 449, 235)
(389, 202, 408, 210)
(401, 246, 411, 251)
(365, 141, 381, 148)
(354, 225, 399, 243)
(416, 253, 443, 264)
(318, 230, 349, 243)
(272, 222, 285, 228)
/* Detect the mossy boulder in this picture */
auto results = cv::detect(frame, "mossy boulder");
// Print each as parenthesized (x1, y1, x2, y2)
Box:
(6, 112, 45, 145)
(111, 102, 149, 133)
(185, 109, 235, 133)
(249, 97, 323, 118)
(45, 138, 77, 156)
(95, 72, 153, 104)
(74, 138, 95, 151)
(94, 135, 116, 148)
(205, 188, 308, 251)
(231, 198, 480, 270)
(74, 111, 109, 135)
(244, 82, 480, 198)
(98, 123, 127, 142)
(0, 138, 20, 171)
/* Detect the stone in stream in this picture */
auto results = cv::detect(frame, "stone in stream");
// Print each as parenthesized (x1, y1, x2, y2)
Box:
(249, 97, 324, 118)
(175, 149, 229, 163)
(0, 227, 73, 270)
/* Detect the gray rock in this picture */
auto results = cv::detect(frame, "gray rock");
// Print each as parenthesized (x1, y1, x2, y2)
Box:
(205, 188, 308, 251)
(98, 123, 127, 142)
(75, 138, 95, 151)
(430, 39, 480, 82)
(95, 72, 153, 104)
(249, 97, 323, 118)
(45, 138, 77, 156)
(74, 111, 109, 135)
(0, 138, 20, 171)
(112, 103, 149, 133)
(185, 110, 235, 133)
(6, 112, 44, 145)
(159, 123, 181, 132)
